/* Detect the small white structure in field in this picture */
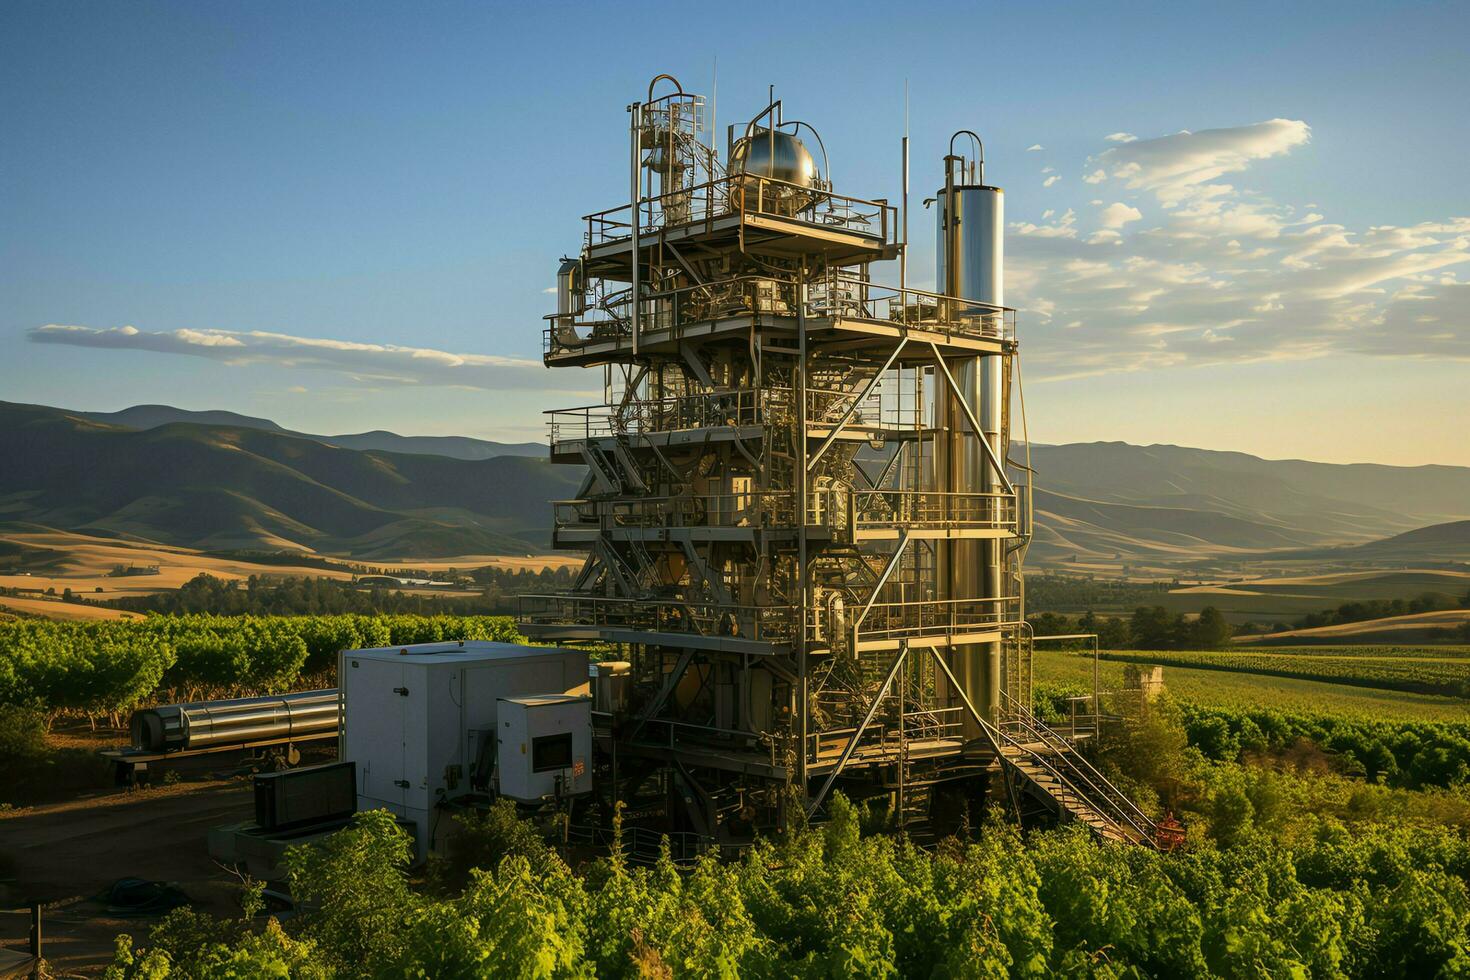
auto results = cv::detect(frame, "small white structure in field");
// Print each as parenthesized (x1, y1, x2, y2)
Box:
(496, 694, 593, 803)
(338, 640, 588, 859)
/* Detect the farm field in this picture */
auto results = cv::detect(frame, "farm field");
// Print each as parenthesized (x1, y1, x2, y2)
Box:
(1158, 568, 1470, 624)
(0, 526, 581, 610)
(0, 594, 144, 621)
(1237, 607, 1470, 643)
(1033, 648, 1470, 721)
(1093, 645, 1470, 698)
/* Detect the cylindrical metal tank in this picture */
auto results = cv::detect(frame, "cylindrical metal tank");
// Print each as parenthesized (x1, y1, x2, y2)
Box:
(593, 661, 632, 714)
(129, 689, 340, 753)
(935, 180, 1005, 732)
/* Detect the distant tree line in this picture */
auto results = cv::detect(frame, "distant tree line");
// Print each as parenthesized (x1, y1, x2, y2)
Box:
(1027, 606, 1233, 650)
(1239, 589, 1470, 636)
(104, 568, 577, 616)
(1021, 574, 1174, 613)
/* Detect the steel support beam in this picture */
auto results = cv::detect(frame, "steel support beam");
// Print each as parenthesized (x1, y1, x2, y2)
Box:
(807, 640, 909, 815)
(928, 342, 1014, 494)
(925, 643, 1021, 820)
(852, 530, 910, 631)
(807, 338, 907, 473)
(629, 647, 697, 740)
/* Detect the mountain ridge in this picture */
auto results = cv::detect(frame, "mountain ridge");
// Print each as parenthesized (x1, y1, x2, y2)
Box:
(0, 401, 578, 558)
(79, 403, 545, 459)
(9, 400, 1470, 566)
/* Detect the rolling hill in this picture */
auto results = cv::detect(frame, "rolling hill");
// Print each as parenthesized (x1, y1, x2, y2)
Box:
(10, 401, 1470, 569)
(0, 401, 579, 558)
(80, 404, 544, 459)
(1020, 443, 1470, 567)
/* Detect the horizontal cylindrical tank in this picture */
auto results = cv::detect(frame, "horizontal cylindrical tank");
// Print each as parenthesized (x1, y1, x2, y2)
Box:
(130, 689, 340, 753)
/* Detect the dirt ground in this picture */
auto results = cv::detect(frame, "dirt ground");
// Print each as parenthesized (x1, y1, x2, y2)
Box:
(0, 778, 257, 976)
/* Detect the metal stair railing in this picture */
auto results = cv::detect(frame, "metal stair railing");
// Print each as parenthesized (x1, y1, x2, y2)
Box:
(998, 691, 1160, 847)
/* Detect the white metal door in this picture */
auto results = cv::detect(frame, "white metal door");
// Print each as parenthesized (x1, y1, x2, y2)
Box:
(347, 659, 408, 812)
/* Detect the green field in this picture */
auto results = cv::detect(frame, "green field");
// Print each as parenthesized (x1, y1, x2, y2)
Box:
(1034, 648, 1470, 721)
(1156, 569, 1470, 624)
(1093, 646, 1470, 698)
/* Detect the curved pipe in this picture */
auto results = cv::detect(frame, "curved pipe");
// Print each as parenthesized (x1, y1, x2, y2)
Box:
(646, 73, 684, 102)
(778, 120, 830, 184)
(949, 129, 985, 184)
(741, 99, 781, 141)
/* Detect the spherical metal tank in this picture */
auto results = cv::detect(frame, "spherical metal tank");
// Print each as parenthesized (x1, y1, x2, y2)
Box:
(728, 130, 818, 212)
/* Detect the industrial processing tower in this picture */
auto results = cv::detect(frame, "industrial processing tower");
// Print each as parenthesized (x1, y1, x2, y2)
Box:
(522, 75, 1159, 852)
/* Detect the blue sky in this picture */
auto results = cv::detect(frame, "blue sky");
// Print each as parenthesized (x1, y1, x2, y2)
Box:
(3, 1, 1467, 464)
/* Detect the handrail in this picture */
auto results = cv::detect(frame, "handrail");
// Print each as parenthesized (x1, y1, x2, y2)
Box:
(582, 171, 896, 247)
(544, 271, 1016, 357)
(998, 690, 1160, 846)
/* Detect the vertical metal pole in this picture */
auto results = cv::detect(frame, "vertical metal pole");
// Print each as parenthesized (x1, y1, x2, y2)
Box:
(900, 136, 909, 295)
(796, 263, 809, 794)
(1093, 634, 1100, 718)
(29, 902, 41, 979)
(897, 646, 905, 826)
(630, 102, 641, 355)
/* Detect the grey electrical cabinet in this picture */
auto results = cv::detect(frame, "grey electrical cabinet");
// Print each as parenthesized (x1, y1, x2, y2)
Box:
(496, 694, 593, 803)
(339, 641, 588, 860)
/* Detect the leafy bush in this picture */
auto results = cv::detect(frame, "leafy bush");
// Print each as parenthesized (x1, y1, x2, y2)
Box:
(0, 614, 523, 721)
(104, 794, 1470, 978)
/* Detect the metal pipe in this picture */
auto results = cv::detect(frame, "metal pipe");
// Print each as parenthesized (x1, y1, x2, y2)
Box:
(130, 689, 340, 753)
(630, 101, 641, 355)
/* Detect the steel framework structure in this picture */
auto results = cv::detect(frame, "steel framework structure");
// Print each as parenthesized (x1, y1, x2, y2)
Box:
(520, 75, 1157, 851)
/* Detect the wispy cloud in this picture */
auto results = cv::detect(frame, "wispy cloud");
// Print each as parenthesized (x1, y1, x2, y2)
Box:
(1006, 119, 1470, 380)
(27, 324, 575, 392)
(1098, 119, 1311, 206)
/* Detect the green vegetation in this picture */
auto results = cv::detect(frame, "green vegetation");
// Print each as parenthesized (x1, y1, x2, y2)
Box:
(1157, 570, 1470, 625)
(0, 614, 522, 723)
(1095, 647, 1470, 699)
(103, 568, 575, 616)
(1021, 574, 1174, 613)
(1034, 648, 1470, 722)
(1027, 605, 1232, 650)
(1230, 589, 1470, 636)
(104, 722, 1470, 978)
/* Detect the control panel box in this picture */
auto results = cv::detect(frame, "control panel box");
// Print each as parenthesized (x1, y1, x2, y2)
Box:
(496, 694, 593, 803)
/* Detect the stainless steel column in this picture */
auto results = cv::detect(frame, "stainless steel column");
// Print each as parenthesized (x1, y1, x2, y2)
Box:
(936, 166, 1004, 731)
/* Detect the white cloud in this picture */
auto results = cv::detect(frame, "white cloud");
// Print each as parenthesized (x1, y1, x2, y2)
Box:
(1011, 209, 1077, 239)
(27, 324, 577, 392)
(1104, 132, 1137, 143)
(1027, 144, 1044, 152)
(1099, 118, 1311, 206)
(1043, 175, 1061, 188)
(1041, 166, 1055, 174)
(1002, 119, 1470, 381)
(1098, 202, 1143, 229)
(1082, 169, 1107, 185)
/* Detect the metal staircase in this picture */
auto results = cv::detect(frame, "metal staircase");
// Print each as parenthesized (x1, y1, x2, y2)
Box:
(990, 694, 1160, 847)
